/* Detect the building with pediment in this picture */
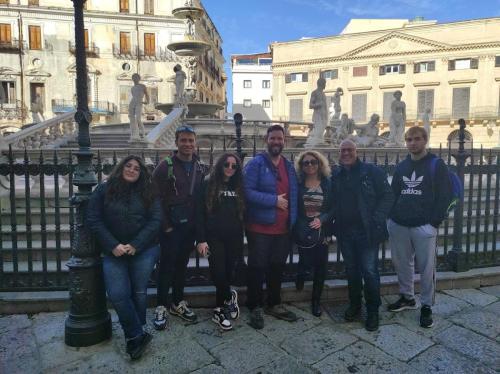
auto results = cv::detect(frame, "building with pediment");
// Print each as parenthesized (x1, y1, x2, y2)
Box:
(0, 0, 226, 131)
(271, 17, 500, 147)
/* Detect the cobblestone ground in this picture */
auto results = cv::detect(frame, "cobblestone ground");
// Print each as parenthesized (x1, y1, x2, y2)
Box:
(1, 287, 499, 373)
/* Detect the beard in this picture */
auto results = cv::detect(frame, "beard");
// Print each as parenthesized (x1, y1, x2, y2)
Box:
(267, 144, 283, 156)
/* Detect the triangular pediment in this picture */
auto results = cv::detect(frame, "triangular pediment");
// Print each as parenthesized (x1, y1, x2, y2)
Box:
(25, 68, 51, 77)
(344, 32, 450, 58)
(67, 63, 100, 74)
(117, 72, 133, 81)
(0, 67, 21, 76)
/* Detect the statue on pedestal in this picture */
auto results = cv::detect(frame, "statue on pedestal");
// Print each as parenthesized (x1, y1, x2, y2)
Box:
(332, 87, 343, 120)
(128, 73, 149, 141)
(352, 113, 386, 147)
(305, 77, 328, 147)
(422, 108, 431, 141)
(388, 90, 406, 146)
(174, 64, 186, 104)
(31, 93, 45, 123)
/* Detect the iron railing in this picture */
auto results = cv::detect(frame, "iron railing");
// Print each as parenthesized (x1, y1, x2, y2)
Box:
(0, 143, 498, 291)
(68, 41, 100, 57)
(51, 99, 116, 115)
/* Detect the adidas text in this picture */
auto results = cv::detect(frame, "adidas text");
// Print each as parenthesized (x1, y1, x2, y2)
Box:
(401, 188, 422, 195)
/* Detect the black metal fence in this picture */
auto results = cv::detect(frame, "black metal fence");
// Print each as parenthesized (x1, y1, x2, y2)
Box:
(0, 145, 498, 291)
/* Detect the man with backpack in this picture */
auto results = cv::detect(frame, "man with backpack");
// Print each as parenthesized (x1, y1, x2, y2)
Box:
(387, 126, 452, 328)
(152, 126, 207, 329)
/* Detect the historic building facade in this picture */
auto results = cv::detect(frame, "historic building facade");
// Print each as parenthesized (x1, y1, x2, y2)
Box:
(271, 18, 500, 147)
(0, 0, 226, 131)
(231, 52, 272, 121)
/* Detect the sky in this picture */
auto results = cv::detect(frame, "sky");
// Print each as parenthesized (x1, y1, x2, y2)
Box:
(202, 0, 500, 112)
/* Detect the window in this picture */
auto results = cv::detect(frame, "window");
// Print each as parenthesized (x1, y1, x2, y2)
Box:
(262, 80, 271, 88)
(28, 25, 41, 50)
(120, 32, 131, 54)
(452, 87, 470, 119)
(243, 99, 252, 107)
(353, 66, 367, 77)
(0, 81, 16, 104)
(0, 24, 12, 44)
(262, 100, 271, 108)
(236, 58, 257, 65)
(243, 80, 252, 88)
(417, 90, 434, 119)
(0, 0, 9, 4)
(119, 85, 131, 112)
(383, 91, 395, 121)
(285, 72, 308, 83)
(146, 86, 158, 106)
(352, 93, 367, 122)
(144, 0, 154, 15)
(120, 0, 129, 13)
(449, 58, 478, 70)
(414, 61, 435, 73)
(144, 33, 155, 56)
(496, 56, 500, 67)
(259, 58, 272, 65)
(289, 98, 303, 121)
(84, 29, 89, 49)
(28, 0, 39, 5)
(455, 59, 471, 70)
(379, 64, 406, 75)
(321, 69, 338, 80)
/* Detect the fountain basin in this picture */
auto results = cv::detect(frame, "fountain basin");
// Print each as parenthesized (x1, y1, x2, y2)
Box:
(167, 40, 211, 56)
(172, 6, 204, 20)
(156, 102, 223, 118)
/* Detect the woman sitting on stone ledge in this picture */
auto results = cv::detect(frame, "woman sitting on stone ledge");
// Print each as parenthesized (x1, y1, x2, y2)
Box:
(87, 155, 162, 360)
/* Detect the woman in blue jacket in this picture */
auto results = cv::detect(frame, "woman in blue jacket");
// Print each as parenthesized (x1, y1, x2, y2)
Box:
(87, 155, 161, 360)
(294, 150, 333, 317)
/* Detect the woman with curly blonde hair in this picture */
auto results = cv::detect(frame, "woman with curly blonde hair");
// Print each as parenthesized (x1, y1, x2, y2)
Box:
(294, 150, 334, 316)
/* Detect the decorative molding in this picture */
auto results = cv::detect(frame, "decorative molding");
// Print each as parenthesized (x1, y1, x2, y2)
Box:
(0, 67, 21, 76)
(347, 86, 372, 92)
(448, 79, 477, 84)
(379, 84, 405, 89)
(495, 77, 500, 81)
(286, 91, 308, 96)
(413, 81, 441, 87)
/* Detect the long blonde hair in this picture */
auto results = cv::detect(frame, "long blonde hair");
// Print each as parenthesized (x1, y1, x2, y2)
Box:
(294, 150, 331, 182)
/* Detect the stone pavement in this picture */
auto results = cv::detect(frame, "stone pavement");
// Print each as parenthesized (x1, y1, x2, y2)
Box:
(1, 287, 499, 374)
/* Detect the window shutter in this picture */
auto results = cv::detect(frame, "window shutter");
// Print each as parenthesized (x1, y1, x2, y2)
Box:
(448, 60, 455, 71)
(289, 98, 303, 121)
(352, 93, 367, 123)
(414, 63, 420, 73)
(495, 56, 500, 67)
(332, 69, 338, 79)
(417, 89, 434, 119)
(470, 58, 479, 69)
(379, 66, 385, 75)
(452, 87, 470, 119)
(383, 91, 394, 121)
(428, 61, 435, 71)
(302, 72, 308, 82)
(399, 64, 406, 74)
(285, 74, 291, 84)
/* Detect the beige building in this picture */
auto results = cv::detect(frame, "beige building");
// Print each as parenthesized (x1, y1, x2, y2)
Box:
(271, 17, 500, 147)
(0, 0, 226, 131)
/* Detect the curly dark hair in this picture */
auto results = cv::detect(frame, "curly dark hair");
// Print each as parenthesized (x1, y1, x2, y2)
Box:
(206, 152, 245, 220)
(105, 155, 154, 209)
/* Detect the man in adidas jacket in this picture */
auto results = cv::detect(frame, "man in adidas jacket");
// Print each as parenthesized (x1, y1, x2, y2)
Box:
(387, 126, 451, 328)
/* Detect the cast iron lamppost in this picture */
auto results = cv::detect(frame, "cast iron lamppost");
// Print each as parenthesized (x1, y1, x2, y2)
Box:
(65, 0, 111, 347)
(233, 113, 244, 160)
(447, 118, 470, 272)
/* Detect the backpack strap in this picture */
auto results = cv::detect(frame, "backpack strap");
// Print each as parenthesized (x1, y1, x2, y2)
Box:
(164, 156, 174, 180)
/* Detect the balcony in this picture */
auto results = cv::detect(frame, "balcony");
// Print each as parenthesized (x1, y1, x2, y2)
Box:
(0, 101, 27, 121)
(52, 99, 116, 115)
(138, 47, 179, 62)
(0, 39, 26, 53)
(68, 41, 99, 57)
(112, 44, 138, 59)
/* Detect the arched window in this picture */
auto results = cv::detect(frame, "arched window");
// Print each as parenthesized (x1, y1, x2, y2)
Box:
(447, 129, 473, 148)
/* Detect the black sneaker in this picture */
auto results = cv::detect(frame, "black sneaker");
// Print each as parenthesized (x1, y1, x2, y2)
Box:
(365, 313, 379, 331)
(126, 332, 152, 360)
(264, 304, 298, 322)
(224, 290, 240, 320)
(249, 307, 264, 330)
(344, 305, 362, 322)
(311, 300, 322, 317)
(420, 305, 434, 328)
(212, 307, 232, 331)
(387, 296, 418, 312)
(169, 300, 197, 323)
(153, 305, 168, 331)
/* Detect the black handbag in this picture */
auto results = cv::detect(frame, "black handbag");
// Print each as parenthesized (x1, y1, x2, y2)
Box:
(294, 217, 323, 248)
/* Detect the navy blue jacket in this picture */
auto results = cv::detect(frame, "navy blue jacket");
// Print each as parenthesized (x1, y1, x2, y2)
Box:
(297, 176, 334, 236)
(87, 182, 162, 255)
(331, 160, 394, 245)
(243, 153, 298, 229)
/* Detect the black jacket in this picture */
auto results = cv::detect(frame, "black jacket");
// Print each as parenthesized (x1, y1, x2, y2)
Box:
(331, 160, 394, 244)
(296, 176, 334, 236)
(87, 182, 162, 255)
(390, 153, 451, 228)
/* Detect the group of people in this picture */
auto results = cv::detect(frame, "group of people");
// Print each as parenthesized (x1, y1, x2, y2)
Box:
(87, 124, 451, 360)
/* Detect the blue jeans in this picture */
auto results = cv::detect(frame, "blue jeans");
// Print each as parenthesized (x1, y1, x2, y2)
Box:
(103, 245, 159, 340)
(338, 227, 381, 313)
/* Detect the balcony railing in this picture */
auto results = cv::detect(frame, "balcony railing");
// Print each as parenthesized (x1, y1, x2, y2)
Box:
(0, 39, 26, 52)
(51, 99, 116, 115)
(0, 101, 27, 121)
(68, 41, 99, 57)
(112, 44, 138, 59)
(138, 47, 179, 62)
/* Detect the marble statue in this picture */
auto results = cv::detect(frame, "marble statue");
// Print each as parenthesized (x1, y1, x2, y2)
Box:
(305, 77, 328, 146)
(174, 64, 186, 103)
(31, 94, 45, 123)
(0, 84, 5, 105)
(422, 108, 431, 140)
(352, 114, 386, 147)
(332, 87, 343, 120)
(388, 90, 406, 146)
(339, 113, 355, 140)
(128, 73, 149, 141)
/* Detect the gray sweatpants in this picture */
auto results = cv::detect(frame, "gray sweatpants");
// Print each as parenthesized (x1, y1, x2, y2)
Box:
(387, 219, 437, 306)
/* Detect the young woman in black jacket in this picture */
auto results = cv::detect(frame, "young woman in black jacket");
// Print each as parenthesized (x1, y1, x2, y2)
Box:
(195, 152, 245, 331)
(294, 150, 334, 317)
(87, 155, 161, 360)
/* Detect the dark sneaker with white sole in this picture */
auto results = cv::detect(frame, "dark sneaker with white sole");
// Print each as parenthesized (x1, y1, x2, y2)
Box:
(212, 307, 232, 331)
(344, 304, 362, 322)
(420, 305, 434, 328)
(169, 300, 197, 323)
(224, 290, 240, 320)
(153, 305, 168, 331)
(126, 332, 152, 360)
(387, 296, 418, 312)
(249, 307, 264, 330)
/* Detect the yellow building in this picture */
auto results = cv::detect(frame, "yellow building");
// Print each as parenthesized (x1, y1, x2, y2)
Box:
(271, 17, 500, 147)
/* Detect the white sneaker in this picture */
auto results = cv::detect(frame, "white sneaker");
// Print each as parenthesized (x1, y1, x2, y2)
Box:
(153, 305, 168, 331)
(212, 307, 232, 331)
(224, 289, 240, 320)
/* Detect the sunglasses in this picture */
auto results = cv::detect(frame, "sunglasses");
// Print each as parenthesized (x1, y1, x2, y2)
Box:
(223, 162, 238, 170)
(301, 159, 319, 167)
(175, 125, 196, 134)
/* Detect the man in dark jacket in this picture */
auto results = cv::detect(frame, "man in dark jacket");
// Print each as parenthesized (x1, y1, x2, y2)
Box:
(332, 139, 393, 331)
(387, 126, 451, 328)
(244, 124, 298, 330)
(152, 126, 207, 329)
